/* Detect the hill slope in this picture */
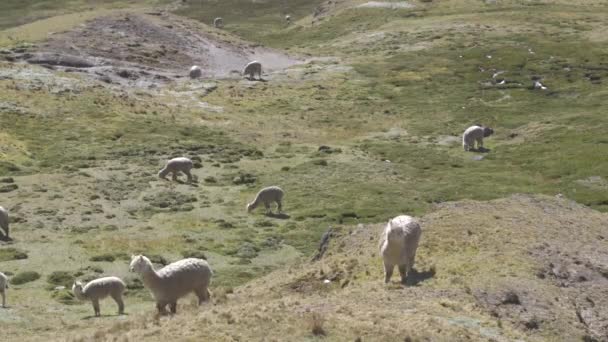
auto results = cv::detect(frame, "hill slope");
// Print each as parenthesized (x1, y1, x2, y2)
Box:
(77, 195, 608, 342)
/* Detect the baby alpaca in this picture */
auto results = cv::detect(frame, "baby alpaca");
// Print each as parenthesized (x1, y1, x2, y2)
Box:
(72, 276, 126, 317)
(379, 215, 422, 284)
(247, 186, 284, 214)
(462, 125, 494, 151)
(158, 157, 194, 183)
(0, 272, 8, 308)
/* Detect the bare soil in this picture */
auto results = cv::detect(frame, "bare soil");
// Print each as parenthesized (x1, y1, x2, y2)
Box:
(5, 12, 300, 87)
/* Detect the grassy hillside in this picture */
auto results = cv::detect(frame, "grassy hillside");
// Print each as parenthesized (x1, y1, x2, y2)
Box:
(0, 0, 607, 341)
(77, 195, 608, 341)
(0, 0, 174, 30)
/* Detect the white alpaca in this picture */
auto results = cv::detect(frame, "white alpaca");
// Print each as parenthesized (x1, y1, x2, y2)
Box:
(0, 272, 8, 308)
(243, 61, 262, 80)
(189, 65, 202, 79)
(285, 15, 292, 24)
(213, 17, 224, 28)
(247, 186, 284, 214)
(379, 215, 422, 284)
(129, 255, 212, 314)
(0, 206, 8, 240)
(72, 277, 126, 317)
(158, 157, 194, 182)
(462, 125, 494, 151)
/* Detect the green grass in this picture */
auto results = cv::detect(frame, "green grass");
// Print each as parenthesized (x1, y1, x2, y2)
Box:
(175, 0, 325, 41)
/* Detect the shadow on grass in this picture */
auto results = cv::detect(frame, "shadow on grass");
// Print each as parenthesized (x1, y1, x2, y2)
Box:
(266, 212, 290, 219)
(470, 147, 491, 153)
(82, 313, 128, 320)
(407, 267, 436, 286)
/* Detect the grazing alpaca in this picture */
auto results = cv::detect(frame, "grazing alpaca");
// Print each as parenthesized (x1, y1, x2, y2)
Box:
(243, 61, 262, 80)
(462, 125, 494, 151)
(158, 157, 194, 183)
(246, 186, 284, 214)
(379, 215, 422, 284)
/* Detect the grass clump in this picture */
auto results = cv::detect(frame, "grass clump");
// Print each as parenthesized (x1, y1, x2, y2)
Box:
(11, 271, 41, 285)
(0, 247, 28, 261)
(47, 271, 75, 288)
(89, 253, 116, 262)
(51, 289, 77, 305)
(181, 249, 207, 260)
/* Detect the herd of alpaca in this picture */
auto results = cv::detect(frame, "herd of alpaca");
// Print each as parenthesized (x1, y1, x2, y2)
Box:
(0, 124, 493, 315)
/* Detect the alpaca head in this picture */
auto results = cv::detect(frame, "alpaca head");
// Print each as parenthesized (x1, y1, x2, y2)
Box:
(72, 281, 84, 298)
(483, 127, 494, 137)
(129, 255, 152, 273)
(386, 221, 406, 242)
(72, 281, 83, 291)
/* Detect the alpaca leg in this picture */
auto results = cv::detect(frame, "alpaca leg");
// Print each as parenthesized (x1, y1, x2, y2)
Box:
(398, 264, 408, 284)
(185, 170, 193, 183)
(195, 287, 210, 305)
(156, 302, 168, 314)
(112, 294, 124, 315)
(1, 291, 5, 308)
(277, 200, 282, 214)
(169, 302, 177, 314)
(477, 137, 483, 149)
(384, 262, 394, 283)
(408, 250, 417, 272)
(264, 201, 271, 214)
(92, 299, 100, 317)
(172, 171, 178, 181)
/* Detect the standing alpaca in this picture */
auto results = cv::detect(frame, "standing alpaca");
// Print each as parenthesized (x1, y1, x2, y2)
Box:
(247, 186, 284, 214)
(158, 157, 194, 183)
(243, 61, 262, 80)
(72, 276, 126, 317)
(0, 206, 8, 240)
(379, 215, 422, 284)
(129, 255, 212, 314)
(462, 125, 494, 151)
(0, 271, 8, 308)
(213, 17, 224, 28)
